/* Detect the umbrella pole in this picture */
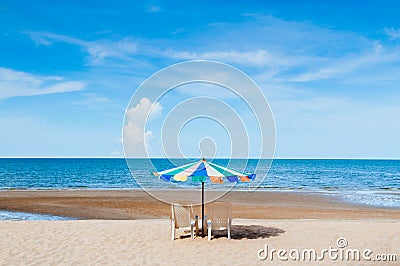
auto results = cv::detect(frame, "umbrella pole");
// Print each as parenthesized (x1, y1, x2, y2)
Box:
(202, 181, 205, 237)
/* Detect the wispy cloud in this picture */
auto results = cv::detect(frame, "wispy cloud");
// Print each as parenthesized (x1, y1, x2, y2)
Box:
(72, 93, 114, 109)
(0, 67, 85, 99)
(160, 14, 400, 84)
(162, 49, 285, 67)
(27, 32, 138, 65)
(289, 43, 400, 82)
(24, 15, 400, 89)
(147, 5, 162, 13)
(384, 27, 400, 41)
(26, 32, 286, 70)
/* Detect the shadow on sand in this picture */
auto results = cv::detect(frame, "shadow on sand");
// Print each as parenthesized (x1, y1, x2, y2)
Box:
(212, 225, 285, 240)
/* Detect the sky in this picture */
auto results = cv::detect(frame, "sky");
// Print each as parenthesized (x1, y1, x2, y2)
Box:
(1, 0, 400, 158)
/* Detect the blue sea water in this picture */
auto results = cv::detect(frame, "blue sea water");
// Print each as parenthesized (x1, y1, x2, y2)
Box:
(0, 210, 74, 220)
(0, 158, 399, 209)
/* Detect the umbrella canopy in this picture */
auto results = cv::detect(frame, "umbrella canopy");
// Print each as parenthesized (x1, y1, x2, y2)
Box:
(154, 158, 255, 183)
(153, 158, 255, 236)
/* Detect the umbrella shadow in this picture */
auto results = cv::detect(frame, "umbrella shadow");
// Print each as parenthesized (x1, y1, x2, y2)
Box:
(212, 225, 285, 240)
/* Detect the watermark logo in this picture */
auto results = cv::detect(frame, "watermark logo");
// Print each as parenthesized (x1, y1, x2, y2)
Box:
(257, 237, 397, 262)
(122, 60, 276, 205)
(336, 237, 348, 249)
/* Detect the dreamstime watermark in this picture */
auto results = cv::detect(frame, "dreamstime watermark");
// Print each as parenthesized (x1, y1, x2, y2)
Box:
(257, 237, 397, 262)
(122, 60, 276, 205)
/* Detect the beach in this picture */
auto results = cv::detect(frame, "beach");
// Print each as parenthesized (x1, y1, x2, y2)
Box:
(2, 0, 400, 264)
(0, 219, 398, 265)
(0, 190, 399, 265)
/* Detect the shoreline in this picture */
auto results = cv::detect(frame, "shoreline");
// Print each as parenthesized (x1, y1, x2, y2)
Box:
(0, 189, 399, 220)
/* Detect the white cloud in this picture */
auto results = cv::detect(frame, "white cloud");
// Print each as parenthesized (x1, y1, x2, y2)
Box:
(0, 67, 85, 99)
(174, 83, 239, 99)
(384, 27, 400, 41)
(26, 32, 138, 65)
(24, 14, 400, 80)
(289, 57, 362, 82)
(72, 93, 114, 109)
(123, 98, 162, 157)
(147, 5, 162, 13)
(26, 29, 308, 69)
(289, 44, 400, 82)
(163, 49, 276, 66)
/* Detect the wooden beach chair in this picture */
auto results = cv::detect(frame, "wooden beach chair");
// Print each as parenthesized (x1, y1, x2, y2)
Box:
(171, 204, 198, 240)
(207, 201, 232, 241)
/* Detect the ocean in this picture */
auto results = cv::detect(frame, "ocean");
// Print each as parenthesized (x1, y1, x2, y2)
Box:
(0, 158, 399, 209)
(0, 210, 74, 221)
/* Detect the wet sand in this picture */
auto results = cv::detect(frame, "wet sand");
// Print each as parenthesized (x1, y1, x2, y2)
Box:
(0, 189, 399, 220)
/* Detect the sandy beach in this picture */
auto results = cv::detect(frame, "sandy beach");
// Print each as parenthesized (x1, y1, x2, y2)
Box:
(0, 190, 399, 265)
(1, 219, 399, 265)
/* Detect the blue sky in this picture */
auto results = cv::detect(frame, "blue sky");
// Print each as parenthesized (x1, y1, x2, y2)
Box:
(1, 0, 400, 158)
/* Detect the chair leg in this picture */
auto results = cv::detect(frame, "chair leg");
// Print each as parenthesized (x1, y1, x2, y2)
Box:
(207, 220, 212, 241)
(191, 223, 194, 240)
(171, 220, 175, 241)
(227, 219, 231, 241)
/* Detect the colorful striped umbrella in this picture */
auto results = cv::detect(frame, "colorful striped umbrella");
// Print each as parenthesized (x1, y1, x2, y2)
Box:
(153, 158, 255, 236)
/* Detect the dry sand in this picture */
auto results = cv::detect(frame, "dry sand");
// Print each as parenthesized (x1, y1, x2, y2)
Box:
(0, 190, 399, 265)
(0, 219, 399, 265)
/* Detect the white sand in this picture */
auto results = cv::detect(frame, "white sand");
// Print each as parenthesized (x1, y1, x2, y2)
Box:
(1, 219, 399, 265)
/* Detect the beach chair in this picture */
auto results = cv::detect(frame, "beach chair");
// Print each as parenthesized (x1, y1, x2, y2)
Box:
(171, 203, 198, 240)
(207, 201, 232, 241)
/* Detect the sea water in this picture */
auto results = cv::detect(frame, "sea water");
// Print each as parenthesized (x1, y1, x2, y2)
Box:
(0, 210, 74, 220)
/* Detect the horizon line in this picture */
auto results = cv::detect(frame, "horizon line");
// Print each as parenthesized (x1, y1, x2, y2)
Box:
(0, 156, 399, 160)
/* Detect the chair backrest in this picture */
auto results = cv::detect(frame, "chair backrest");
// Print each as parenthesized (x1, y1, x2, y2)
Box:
(209, 201, 231, 228)
(172, 204, 193, 228)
